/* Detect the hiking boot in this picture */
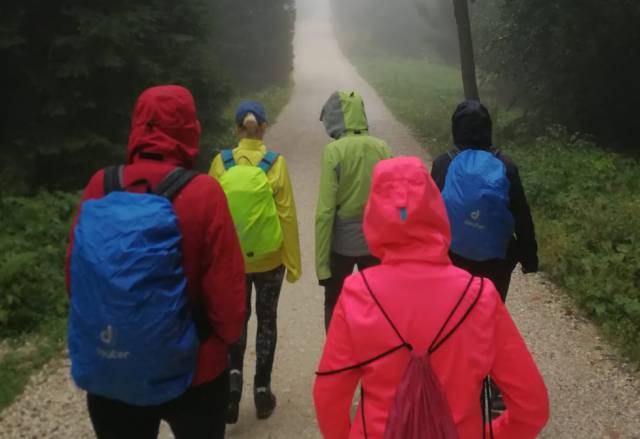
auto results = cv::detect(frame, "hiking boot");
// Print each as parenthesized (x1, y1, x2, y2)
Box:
(254, 386, 277, 420)
(226, 370, 243, 424)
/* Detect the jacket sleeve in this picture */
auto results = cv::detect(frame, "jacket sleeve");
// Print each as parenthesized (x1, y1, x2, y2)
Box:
(490, 300, 549, 438)
(315, 145, 339, 281)
(507, 163, 539, 273)
(208, 152, 225, 181)
(65, 171, 104, 295)
(314, 297, 361, 438)
(272, 156, 302, 283)
(430, 153, 451, 191)
(200, 179, 246, 344)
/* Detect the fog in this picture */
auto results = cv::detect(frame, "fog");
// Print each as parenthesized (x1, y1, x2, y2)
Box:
(295, 0, 458, 60)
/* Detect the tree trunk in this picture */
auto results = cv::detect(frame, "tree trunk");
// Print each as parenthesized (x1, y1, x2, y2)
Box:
(453, 0, 480, 100)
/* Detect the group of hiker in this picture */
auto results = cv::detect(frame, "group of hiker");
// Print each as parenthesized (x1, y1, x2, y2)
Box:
(65, 84, 549, 439)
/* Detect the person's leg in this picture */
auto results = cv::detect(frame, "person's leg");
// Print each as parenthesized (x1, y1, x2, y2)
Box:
(252, 265, 286, 419)
(324, 253, 357, 331)
(87, 393, 160, 439)
(479, 259, 513, 303)
(227, 275, 253, 423)
(165, 371, 230, 439)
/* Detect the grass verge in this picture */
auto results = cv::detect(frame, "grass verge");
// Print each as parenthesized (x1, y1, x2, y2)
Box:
(351, 53, 640, 366)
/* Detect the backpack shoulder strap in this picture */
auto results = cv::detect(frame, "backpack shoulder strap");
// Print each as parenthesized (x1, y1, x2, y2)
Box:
(258, 151, 280, 174)
(221, 149, 236, 170)
(104, 165, 124, 194)
(360, 271, 412, 350)
(154, 168, 199, 200)
(429, 277, 484, 354)
(447, 147, 461, 161)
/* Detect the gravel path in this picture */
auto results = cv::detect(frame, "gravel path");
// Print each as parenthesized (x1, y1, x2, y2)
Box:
(1, 1, 639, 438)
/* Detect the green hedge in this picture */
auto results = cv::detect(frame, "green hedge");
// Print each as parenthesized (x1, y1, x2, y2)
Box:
(510, 128, 640, 361)
(0, 192, 77, 337)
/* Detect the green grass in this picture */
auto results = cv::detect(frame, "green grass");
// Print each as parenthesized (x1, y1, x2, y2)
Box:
(351, 53, 640, 366)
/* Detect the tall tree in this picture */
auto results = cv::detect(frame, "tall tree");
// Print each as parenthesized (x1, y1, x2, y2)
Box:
(452, 0, 479, 100)
(416, 0, 479, 100)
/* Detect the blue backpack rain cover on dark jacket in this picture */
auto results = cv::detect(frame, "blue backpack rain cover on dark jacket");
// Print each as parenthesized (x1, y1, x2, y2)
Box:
(69, 166, 200, 406)
(442, 149, 515, 261)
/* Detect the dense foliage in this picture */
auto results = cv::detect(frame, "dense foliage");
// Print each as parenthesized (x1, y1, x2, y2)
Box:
(0, 1, 296, 194)
(511, 128, 640, 362)
(0, 192, 77, 336)
(473, 1, 640, 150)
(348, 53, 640, 363)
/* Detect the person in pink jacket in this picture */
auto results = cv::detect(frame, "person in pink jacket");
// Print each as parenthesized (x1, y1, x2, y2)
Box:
(314, 157, 549, 439)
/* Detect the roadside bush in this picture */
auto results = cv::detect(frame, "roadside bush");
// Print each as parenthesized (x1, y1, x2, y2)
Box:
(509, 128, 640, 361)
(0, 192, 77, 336)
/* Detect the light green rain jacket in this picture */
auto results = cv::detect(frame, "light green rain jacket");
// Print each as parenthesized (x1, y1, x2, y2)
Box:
(315, 91, 393, 281)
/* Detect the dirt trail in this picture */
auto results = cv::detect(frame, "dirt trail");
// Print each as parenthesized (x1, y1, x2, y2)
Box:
(1, 1, 639, 438)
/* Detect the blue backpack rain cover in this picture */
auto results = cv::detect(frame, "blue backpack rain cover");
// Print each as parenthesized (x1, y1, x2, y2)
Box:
(69, 166, 200, 406)
(442, 149, 515, 261)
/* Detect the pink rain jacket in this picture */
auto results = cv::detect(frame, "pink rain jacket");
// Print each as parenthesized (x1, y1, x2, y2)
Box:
(314, 157, 549, 439)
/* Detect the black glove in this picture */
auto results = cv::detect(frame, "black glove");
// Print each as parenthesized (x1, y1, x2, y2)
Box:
(318, 278, 333, 288)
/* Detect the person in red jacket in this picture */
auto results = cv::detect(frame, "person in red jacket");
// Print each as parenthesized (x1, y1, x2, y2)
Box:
(314, 157, 549, 439)
(65, 85, 246, 439)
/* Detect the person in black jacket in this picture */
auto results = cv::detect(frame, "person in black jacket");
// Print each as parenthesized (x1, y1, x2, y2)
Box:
(431, 100, 538, 302)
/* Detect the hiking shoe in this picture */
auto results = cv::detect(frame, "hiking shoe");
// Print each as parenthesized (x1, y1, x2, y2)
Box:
(254, 386, 277, 420)
(226, 370, 243, 424)
(227, 400, 240, 424)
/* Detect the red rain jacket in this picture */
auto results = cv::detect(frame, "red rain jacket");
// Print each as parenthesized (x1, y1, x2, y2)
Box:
(65, 85, 246, 386)
(314, 157, 549, 438)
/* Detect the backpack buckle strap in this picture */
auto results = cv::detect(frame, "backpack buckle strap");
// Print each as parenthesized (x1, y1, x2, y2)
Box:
(154, 168, 199, 200)
(258, 151, 280, 174)
(104, 165, 125, 194)
(221, 149, 236, 170)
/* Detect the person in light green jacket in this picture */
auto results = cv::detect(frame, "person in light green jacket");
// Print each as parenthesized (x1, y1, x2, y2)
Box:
(315, 90, 393, 331)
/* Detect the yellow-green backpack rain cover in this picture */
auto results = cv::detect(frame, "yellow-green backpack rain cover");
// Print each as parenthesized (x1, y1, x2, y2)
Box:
(219, 150, 283, 261)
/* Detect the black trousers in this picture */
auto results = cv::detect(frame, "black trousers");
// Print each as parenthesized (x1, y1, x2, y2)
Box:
(450, 253, 516, 302)
(87, 371, 229, 439)
(229, 265, 285, 390)
(324, 252, 380, 331)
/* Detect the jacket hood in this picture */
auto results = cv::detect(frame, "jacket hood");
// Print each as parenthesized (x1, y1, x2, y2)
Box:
(320, 90, 369, 139)
(127, 85, 202, 168)
(452, 100, 492, 148)
(364, 157, 451, 265)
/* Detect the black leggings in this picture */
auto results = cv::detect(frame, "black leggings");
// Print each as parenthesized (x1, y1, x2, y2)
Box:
(324, 252, 380, 331)
(229, 265, 285, 389)
(87, 371, 229, 439)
